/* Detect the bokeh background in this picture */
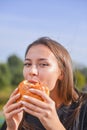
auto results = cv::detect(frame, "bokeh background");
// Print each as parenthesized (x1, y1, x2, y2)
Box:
(0, 0, 87, 128)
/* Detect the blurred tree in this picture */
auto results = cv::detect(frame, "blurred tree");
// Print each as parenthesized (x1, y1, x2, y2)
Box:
(0, 63, 11, 88)
(7, 54, 24, 86)
(80, 68, 87, 82)
(74, 69, 86, 91)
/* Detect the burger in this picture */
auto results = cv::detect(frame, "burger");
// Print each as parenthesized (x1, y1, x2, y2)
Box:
(17, 80, 49, 102)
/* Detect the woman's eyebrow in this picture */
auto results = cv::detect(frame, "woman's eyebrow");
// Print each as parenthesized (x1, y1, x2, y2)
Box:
(25, 58, 30, 61)
(25, 58, 48, 61)
(38, 58, 48, 61)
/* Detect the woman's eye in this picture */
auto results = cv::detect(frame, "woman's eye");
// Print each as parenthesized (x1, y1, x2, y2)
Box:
(24, 63, 31, 67)
(39, 63, 49, 67)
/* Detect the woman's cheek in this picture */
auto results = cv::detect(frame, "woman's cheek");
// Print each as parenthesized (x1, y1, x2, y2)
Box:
(39, 71, 52, 89)
(23, 67, 27, 78)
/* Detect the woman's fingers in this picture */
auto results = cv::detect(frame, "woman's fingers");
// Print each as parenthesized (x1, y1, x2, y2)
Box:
(29, 88, 52, 103)
(3, 90, 22, 119)
(5, 107, 23, 120)
(21, 96, 56, 123)
(3, 101, 22, 113)
(21, 89, 55, 119)
(3, 100, 23, 120)
(22, 88, 55, 107)
(22, 94, 50, 110)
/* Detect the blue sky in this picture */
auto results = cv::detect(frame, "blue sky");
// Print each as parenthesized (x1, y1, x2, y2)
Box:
(0, 0, 87, 66)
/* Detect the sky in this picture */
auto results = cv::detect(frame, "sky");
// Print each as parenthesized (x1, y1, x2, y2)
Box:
(0, 0, 87, 67)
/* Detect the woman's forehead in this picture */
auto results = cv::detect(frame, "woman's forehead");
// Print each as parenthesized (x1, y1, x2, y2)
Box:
(25, 44, 57, 62)
(27, 44, 52, 56)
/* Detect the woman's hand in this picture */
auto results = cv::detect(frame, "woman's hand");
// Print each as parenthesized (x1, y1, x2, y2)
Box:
(3, 88, 23, 130)
(22, 88, 65, 130)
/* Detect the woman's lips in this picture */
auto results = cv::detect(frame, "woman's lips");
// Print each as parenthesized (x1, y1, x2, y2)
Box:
(27, 80, 40, 84)
(27, 77, 40, 82)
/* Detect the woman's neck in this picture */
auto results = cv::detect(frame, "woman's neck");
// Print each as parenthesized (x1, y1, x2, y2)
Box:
(50, 86, 63, 108)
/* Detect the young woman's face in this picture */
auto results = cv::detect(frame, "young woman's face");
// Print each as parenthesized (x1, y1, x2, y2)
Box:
(23, 44, 62, 91)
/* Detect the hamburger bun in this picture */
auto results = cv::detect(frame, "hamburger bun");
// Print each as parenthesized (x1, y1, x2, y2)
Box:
(17, 80, 49, 102)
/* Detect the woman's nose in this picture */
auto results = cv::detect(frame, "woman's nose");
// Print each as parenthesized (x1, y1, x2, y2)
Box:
(29, 65, 38, 76)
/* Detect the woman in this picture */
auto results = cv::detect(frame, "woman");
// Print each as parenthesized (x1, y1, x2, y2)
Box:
(2, 37, 87, 130)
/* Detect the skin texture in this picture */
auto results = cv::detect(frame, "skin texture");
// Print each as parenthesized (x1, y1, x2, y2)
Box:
(3, 44, 66, 130)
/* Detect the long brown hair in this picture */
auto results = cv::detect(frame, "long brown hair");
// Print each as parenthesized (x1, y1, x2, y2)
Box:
(19, 37, 87, 130)
(25, 37, 78, 105)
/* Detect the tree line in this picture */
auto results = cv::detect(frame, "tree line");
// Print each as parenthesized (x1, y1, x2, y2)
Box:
(0, 54, 24, 89)
(0, 54, 87, 91)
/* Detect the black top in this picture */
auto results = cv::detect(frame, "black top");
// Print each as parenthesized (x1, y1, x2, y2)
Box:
(1, 100, 87, 130)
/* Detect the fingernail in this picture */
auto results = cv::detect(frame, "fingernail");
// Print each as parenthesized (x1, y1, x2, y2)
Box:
(17, 93, 20, 96)
(23, 95, 28, 98)
(29, 88, 34, 91)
